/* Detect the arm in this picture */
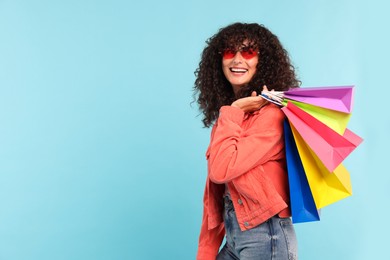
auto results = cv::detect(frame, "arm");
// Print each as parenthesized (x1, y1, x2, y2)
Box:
(196, 182, 225, 260)
(196, 210, 225, 260)
(208, 104, 285, 184)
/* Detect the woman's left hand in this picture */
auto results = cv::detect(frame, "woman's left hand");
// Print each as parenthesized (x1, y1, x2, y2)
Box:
(231, 90, 268, 113)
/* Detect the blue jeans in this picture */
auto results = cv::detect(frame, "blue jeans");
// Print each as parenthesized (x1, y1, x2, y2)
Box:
(217, 197, 297, 260)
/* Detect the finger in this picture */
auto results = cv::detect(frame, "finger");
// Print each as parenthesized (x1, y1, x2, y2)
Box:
(251, 91, 257, 97)
(263, 85, 269, 91)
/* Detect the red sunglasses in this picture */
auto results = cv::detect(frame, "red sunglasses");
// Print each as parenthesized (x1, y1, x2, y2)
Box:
(221, 48, 259, 60)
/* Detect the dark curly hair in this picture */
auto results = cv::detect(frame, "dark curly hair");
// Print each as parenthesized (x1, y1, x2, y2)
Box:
(194, 22, 300, 127)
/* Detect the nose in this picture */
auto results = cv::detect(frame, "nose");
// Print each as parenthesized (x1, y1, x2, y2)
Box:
(232, 51, 244, 64)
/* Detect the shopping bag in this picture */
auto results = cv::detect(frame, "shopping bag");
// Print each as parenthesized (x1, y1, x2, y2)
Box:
(284, 120, 320, 223)
(282, 102, 363, 172)
(282, 99, 351, 135)
(290, 123, 353, 208)
(284, 85, 354, 113)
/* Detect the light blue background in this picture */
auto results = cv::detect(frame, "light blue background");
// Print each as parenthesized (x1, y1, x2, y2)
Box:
(0, 0, 388, 259)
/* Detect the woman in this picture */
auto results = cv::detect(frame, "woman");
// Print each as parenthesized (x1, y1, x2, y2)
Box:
(194, 22, 300, 260)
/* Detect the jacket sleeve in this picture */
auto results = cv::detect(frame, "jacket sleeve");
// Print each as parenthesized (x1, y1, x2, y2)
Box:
(196, 210, 225, 260)
(196, 184, 225, 260)
(208, 104, 285, 184)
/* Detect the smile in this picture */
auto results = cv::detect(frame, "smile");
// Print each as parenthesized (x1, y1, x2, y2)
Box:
(230, 68, 248, 73)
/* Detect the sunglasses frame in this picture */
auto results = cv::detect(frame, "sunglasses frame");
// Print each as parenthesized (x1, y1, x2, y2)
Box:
(220, 47, 259, 60)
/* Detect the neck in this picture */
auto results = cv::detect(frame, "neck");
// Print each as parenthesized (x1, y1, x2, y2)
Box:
(232, 85, 241, 96)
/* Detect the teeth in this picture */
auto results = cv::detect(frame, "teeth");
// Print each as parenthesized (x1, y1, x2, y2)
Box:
(231, 68, 247, 73)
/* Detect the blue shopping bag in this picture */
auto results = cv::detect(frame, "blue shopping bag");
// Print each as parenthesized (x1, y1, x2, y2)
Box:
(284, 120, 320, 223)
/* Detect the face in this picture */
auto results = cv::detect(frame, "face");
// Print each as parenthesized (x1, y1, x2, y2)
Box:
(222, 42, 259, 93)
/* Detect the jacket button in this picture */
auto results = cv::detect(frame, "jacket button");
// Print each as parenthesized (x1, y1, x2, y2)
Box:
(244, 222, 249, 227)
(238, 199, 243, 205)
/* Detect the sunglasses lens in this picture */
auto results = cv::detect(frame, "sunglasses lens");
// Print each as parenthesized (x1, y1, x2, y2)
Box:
(222, 49, 236, 59)
(241, 49, 257, 59)
(222, 49, 258, 59)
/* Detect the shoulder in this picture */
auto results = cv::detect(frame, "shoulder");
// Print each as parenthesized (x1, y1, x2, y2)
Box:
(248, 103, 285, 131)
(254, 103, 284, 120)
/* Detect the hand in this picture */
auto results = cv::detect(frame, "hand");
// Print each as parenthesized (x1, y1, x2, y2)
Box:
(231, 86, 269, 113)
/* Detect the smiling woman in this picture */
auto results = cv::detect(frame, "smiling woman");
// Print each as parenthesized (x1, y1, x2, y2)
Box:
(221, 41, 259, 94)
(193, 22, 301, 260)
(194, 22, 300, 128)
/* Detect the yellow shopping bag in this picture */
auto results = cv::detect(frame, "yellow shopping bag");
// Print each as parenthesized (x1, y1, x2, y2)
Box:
(289, 122, 353, 209)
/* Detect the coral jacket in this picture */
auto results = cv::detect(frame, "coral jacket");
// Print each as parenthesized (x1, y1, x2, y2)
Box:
(197, 104, 291, 260)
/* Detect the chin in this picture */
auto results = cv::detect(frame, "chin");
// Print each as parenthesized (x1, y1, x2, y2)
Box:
(232, 82, 249, 88)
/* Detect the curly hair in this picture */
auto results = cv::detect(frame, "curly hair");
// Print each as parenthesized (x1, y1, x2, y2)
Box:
(194, 22, 300, 127)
